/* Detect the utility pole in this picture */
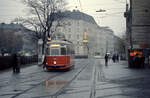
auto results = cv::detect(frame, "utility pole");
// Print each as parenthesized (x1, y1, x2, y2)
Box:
(124, 0, 133, 49)
(106, 40, 108, 54)
(129, 0, 133, 49)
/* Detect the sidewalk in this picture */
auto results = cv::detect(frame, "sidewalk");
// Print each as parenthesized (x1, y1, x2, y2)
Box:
(96, 59, 150, 98)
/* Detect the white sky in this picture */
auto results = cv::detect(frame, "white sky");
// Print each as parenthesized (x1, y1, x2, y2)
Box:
(0, 0, 127, 36)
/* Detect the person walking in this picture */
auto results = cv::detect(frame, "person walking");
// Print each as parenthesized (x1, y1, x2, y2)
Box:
(134, 53, 140, 68)
(105, 54, 109, 67)
(12, 53, 20, 73)
(116, 54, 119, 62)
(112, 54, 116, 63)
(42, 55, 46, 70)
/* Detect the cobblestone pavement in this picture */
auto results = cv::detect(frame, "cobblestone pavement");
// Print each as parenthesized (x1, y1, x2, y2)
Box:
(0, 58, 150, 98)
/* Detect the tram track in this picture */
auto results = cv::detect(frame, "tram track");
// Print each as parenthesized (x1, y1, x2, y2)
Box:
(11, 73, 62, 98)
(10, 59, 90, 98)
(51, 63, 89, 98)
(31, 59, 91, 98)
(89, 59, 96, 98)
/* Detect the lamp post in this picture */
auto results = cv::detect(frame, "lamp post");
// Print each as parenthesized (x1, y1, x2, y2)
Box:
(124, 0, 132, 60)
(124, 0, 133, 49)
(96, 9, 106, 55)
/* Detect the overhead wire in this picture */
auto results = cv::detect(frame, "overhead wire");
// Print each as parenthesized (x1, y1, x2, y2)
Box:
(77, 0, 83, 11)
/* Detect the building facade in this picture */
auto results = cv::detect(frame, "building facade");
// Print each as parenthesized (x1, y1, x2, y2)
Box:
(52, 10, 116, 56)
(125, 0, 150, 49)
(0, 23, 37, 55)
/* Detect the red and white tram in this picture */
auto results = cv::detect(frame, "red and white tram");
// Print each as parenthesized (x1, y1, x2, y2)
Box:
(44, 40, 75, 70)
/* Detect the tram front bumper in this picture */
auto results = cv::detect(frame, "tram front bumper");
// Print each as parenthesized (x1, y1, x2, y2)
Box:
(47, 65, 65, 67)
(46, 64, 70, 69)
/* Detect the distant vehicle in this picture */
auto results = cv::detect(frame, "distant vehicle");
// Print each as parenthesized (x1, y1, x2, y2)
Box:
(44, 40, 75, 70)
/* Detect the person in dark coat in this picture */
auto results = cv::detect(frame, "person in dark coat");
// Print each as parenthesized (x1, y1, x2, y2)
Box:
(105, 54, 109, 67)
(116, 54, 119, 62)
(42, 56, 46, 69)
(134, 54, 140, 68)
(141, 56, 145, 68)
(112, 54, 116, 63)
(12, 53, 20, 73)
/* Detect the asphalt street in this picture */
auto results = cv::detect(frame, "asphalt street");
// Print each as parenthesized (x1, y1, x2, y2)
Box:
(0, 58, 150, 98)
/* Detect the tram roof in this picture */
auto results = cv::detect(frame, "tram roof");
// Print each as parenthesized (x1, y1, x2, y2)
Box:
(47, 40, 72, 45)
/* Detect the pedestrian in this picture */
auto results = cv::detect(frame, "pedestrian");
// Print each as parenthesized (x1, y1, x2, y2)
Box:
(133, 53, 140, 68)
(16, 54, 21, 73)
(116, 54, 119, 62)
(141, 56, 145, 68)
(112, 54, 116, 63)
(12, 53, 17, 73)
(42, 56, 46, 70)
(105, 54, 109, 67)
(12, 53, 20, 73)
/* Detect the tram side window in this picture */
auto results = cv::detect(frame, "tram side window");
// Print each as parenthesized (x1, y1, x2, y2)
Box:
(61, 47, 66, 55)
(51, 48, 59, 56)
(67, 46, 71, 55)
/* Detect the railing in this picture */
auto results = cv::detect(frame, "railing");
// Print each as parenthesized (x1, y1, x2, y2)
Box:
(0, 55, 38, 70)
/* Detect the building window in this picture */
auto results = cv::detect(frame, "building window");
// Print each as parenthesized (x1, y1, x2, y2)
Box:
(77, 34, 79, 39)
(77, 28, 79, 32)
(68, 34, 71, 39)
(68, 28, 71, 32)
(68, 21, 71, 25)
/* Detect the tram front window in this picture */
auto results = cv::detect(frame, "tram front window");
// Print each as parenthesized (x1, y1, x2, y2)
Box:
(51, 48, 60, 56)
(61, 47, 66, 55)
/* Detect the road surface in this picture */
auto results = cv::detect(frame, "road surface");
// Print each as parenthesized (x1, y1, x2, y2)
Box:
(0, 58, 150, 98)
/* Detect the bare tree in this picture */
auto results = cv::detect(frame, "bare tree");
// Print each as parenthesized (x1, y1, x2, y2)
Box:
(13, 0, 67, 53)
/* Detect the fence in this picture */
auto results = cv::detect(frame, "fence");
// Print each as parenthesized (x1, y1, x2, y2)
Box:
(0, 55, 38, 70)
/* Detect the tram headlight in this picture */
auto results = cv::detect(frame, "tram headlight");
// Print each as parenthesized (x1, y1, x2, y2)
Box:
(54, 61, 56, 64)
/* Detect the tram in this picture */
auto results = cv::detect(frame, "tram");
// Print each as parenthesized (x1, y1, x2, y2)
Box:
(44, 40, 75, 70)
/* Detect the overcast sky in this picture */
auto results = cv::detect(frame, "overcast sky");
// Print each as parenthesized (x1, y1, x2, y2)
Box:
(0, 0, 127, 36)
